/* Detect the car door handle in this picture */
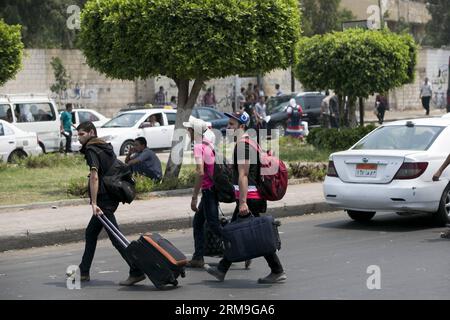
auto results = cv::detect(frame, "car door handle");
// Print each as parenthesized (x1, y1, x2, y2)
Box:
(8, 141, 14, 144)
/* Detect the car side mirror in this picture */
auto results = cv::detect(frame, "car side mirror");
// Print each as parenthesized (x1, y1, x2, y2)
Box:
(139, 122, 152, 129)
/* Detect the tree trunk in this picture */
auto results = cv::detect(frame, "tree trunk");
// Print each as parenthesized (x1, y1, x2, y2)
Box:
(348, 96, 358, 128)
(359, 97, 364, 127)
(337, 94, 344, 128)
(163, 78, 204, 180)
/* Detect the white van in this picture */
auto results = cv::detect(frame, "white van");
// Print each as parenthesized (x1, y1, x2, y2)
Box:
(0, 94, 61, 153)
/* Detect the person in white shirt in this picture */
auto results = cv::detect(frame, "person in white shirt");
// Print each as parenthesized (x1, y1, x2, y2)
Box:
(420, 78, 433, 116)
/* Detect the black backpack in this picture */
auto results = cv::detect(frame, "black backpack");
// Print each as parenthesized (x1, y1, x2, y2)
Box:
(202, 141, 235, 203)
(86, 145, 136, 204)
(102, 159, 136, 204)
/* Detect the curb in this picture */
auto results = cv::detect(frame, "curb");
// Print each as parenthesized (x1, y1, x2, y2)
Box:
(0, 201, 333, 252)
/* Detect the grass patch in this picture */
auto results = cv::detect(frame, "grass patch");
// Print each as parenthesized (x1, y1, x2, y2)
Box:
(278, 136, 331, 162)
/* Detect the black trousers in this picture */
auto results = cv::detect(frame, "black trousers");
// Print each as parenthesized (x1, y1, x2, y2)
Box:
(217, 199, 284, 275)
(422, 96, 431, 115)
(78, 201, 143, 277)
(63, 131, 72, 153)
(192, 189, 221, 259)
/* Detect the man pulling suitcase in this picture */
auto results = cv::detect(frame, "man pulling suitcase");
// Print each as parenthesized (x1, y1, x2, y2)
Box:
(66, 121, 145, 286)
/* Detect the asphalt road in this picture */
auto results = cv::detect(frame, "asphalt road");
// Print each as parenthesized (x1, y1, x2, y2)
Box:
(2, 211, 450, 300)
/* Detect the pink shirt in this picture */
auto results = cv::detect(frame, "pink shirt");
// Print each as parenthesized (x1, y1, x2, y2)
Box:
(193, 139, 215, 190)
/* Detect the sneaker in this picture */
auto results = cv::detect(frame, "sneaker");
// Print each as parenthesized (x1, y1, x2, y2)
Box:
(186, 258, 205, 268)
(257, 272, 287, 284)
(204, 265, 225, 282)
(441, 229, 450, 239)
(119, 275, 146, 286)
(66, 270, 90, 282)
(244, 260, 252, 270)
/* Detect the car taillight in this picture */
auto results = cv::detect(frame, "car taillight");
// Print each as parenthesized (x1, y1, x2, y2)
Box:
(327, 160, 338, 177)
(394, 162, 428, 180)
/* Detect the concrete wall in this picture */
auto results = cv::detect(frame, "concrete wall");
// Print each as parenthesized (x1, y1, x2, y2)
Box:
(0, 49, 152, 118)
(0, 47, 448, 116)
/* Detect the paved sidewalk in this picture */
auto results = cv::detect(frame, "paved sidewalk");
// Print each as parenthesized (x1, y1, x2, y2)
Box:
(363, 107, 447, 123)
(0, 183, 331, 252)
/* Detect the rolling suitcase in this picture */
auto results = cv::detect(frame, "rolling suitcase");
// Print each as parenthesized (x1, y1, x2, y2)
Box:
(221, 215, 281, 262)
(98, 214, 187, 289)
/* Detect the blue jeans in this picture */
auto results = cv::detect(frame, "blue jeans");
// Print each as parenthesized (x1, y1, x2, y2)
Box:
(192, 189, 221, 260)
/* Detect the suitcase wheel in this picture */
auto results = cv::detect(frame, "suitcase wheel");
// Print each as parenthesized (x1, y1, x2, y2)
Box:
(181, 271, 186, 278)
(172, 280, 178, 287)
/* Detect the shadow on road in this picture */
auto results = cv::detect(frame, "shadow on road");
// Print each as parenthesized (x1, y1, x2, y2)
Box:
(315, 213, 442, 233)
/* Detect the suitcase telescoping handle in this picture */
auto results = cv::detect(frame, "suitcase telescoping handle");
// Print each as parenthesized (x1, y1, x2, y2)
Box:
(97, 214, 131, 248)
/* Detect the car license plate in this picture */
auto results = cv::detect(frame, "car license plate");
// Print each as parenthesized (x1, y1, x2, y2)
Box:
(355, 164, 377, 178)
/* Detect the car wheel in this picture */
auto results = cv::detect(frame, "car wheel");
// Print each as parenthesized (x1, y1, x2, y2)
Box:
(120, 140, 134, 156)
(347, 210, 376, 222)
(7, 149, 27, 163)
(433, 183, 450, 226)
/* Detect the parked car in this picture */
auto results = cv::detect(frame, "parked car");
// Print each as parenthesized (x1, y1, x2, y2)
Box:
(0, 94, 61, 153)
(192, 107, 228, 133)
(97, 108, 176, 155)
(70, 108, 110, 128)
(0, 120, 42, 162)
(323, 117, 450, 226)
(265, 92, 325, 136)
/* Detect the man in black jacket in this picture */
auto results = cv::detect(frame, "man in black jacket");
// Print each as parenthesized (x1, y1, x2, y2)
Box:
(66, 121, 145, 286)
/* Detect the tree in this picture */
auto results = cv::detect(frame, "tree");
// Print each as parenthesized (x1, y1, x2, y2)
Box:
(294, 29, 417, 126)
(300, 0, 354, 37)
(424, 0, 450, 47)
(0, 19, 24, 86)
(79, 0, 301, 179)
(50, 56, 71, 104)
(0, 0, 87, 48)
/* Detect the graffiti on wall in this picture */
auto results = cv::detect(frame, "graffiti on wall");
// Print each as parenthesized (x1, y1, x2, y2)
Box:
(431, 64, 448, 109)
(50, 81, 99, 104)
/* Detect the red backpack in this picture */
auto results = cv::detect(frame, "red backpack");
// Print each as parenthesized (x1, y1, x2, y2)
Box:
(241, 138, 288, 201)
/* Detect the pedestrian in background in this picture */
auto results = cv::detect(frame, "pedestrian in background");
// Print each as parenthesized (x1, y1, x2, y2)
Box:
(275, 84, 283, 96)
(60, 103, 73, 153)
(155, 86, 166, 105)
(420, 78, 433, 116)
(375, 94, 388, 125)
(202, 88, 217, 108)
(125, 137, 162, 182)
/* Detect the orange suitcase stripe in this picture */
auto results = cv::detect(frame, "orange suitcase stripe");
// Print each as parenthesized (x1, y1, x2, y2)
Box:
(143, 235, 187, 267)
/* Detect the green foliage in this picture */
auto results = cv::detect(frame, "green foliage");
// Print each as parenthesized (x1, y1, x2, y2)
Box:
(0, 19, 24, 86)
(278, 136, 330, 162)
(67, 169, 197, 197)
(50, 56, 71, 96)
(294, 29, 417, 98)
(79, 0, 301, 81)
(289, 162, 327, 181)
(0, 0, 87, 48)
(424, 0, 450, 47)
(67, 177, 88, 198)
(17, 153, 86, 169)
(300, 0, 355, 37)
(306, 125, 377, 151)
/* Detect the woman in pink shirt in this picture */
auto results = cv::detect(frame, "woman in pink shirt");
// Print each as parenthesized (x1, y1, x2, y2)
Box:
(183, 116, 220, 268)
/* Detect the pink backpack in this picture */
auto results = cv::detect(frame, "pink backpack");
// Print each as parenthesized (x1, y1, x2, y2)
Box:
(241, 138, 288, 201)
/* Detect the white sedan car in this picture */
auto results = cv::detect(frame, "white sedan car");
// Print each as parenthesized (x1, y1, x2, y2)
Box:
(0, 120, 42, 162)
(323, 118, 450, 225)
(97, 109, 177, 156)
